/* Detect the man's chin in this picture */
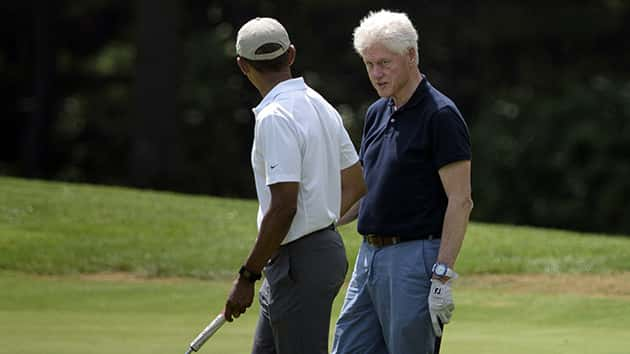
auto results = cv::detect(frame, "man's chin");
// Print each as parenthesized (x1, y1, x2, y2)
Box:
(374, 88, 390, 98)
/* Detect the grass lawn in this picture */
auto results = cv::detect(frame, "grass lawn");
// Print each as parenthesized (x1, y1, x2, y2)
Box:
(1, 176, 630, 353)
(2, 176, 630, 278)
(1, 271, 629, 354)
(0, 271, 249, 354)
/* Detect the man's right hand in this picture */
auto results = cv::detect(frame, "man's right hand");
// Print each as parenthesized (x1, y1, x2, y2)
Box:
(224, 277, 254, 322)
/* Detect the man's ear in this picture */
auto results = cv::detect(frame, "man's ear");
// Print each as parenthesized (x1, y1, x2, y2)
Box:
(287, 45, 296, 67)
(237, 56, 249, 75)
(408, 48, 417, 64)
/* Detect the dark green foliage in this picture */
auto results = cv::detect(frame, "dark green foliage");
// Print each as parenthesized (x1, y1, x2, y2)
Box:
(472, 77, 630, 234)
(1, 1, 630, 233)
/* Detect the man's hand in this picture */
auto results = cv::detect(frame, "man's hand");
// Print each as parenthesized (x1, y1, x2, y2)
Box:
(428, 278, 455, 337)
(224, 277, 254, 322)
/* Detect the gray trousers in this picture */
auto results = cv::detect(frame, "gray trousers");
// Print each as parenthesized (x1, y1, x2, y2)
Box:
(252, 226, 348, 354)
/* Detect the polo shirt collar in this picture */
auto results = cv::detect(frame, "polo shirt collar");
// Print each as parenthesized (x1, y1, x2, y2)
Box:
(252, 77, 307, 116)
(388, 74, 430, 112)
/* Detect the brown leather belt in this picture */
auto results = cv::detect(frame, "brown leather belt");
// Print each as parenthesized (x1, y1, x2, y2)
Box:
(365, 234, 437, 248)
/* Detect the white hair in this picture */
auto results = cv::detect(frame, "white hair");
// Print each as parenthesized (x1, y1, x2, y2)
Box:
(353, 10, 419, 58)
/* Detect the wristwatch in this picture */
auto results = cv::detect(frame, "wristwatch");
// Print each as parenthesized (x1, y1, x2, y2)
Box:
(239, 265, 262, 283)
(432, 263, 458, 279)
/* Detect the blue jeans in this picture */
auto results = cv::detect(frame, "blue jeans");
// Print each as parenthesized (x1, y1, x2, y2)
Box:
(332, 238, 440, 354)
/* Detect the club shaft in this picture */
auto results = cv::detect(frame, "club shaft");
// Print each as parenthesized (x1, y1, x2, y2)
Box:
(434, 321, 444, 354)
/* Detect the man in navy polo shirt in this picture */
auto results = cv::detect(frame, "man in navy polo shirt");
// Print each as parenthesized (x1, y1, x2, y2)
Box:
(333, 10, 473, 354)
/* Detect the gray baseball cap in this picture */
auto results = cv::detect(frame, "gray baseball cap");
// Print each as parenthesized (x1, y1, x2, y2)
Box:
(236, 17, 290, 60)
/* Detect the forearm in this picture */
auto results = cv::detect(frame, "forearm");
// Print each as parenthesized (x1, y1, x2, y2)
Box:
(340, 186, 362, 217)
(338, 199, 361, 226)
(339, 162, 366, 225)
(243, 206, 296, 273)
(437, 197, 473, 268)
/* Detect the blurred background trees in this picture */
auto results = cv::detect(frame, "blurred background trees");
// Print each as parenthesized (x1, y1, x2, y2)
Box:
(1, 0, 629, 234)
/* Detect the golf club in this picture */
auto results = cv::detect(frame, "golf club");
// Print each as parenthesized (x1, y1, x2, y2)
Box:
(184, 313, 226, 354)
(434, 320, 444, 354)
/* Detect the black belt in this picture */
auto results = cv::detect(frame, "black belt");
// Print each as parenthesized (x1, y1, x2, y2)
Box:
(282, 223, 336, 247)
(365, 233, 438, 248)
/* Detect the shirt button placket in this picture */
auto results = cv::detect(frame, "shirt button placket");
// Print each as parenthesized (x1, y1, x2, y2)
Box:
(389, 108, 397, 124)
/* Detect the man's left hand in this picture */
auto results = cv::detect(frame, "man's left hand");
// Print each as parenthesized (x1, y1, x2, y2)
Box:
(428, 278, 455, 337)
(224, 278, 254, 322)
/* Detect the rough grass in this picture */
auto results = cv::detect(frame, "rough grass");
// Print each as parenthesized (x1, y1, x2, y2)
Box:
(2, 176, 629, 279)
(0, 176, 257, 278)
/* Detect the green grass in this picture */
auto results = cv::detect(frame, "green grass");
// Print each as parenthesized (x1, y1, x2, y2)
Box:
(0, 176, 258, 278)
(447, 289, 630, 354)
(0, 271, 251, 354)
(461, 222, 630, 274)
(2, 176, 629, 278)
(1, 176, 630, 353)
(1, 271, 629, 354)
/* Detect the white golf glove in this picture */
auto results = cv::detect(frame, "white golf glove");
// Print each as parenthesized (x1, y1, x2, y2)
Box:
(428, 278, 455, 337)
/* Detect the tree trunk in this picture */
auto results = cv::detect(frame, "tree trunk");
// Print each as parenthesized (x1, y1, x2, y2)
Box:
(130, 0, 182, 189)
(21, 0, 56, 178)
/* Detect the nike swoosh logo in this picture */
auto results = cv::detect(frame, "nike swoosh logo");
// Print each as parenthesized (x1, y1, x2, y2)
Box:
(270, 164, 279, 169)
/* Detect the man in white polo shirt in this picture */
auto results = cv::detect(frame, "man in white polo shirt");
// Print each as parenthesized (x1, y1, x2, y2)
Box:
(222, 17, 366, 354)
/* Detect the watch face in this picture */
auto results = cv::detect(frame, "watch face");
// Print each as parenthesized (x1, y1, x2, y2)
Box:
(434, 264, 447, 276)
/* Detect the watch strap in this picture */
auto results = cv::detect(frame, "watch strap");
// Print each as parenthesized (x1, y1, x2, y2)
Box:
(432, 263, 458, 280)
(239, 265, 261, 283)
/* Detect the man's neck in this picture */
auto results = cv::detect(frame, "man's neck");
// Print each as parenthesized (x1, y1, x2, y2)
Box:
(256, 71, 292, 98)
(392, 69, 423, 109)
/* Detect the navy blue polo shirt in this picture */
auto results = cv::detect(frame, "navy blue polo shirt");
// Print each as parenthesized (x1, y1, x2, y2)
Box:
(357, 77, 471, 239)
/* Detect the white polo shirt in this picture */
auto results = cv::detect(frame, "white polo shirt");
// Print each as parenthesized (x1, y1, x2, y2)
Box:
(251, 77, 359, 244)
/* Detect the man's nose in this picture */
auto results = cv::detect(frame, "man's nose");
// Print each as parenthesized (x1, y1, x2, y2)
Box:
(370, 67, 384, 80)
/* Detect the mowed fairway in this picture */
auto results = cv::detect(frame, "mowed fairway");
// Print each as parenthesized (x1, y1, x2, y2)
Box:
(1, 177, 630, 353)
(2, 272, 629, 354)
(0, 272, 255, 354)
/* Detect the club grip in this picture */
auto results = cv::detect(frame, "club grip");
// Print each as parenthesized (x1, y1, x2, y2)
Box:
(189, 314, 226, 351)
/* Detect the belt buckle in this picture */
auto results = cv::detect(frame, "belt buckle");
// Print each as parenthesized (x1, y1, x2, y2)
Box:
(367, 234, 400, 247)
(367, 234, 380, 247)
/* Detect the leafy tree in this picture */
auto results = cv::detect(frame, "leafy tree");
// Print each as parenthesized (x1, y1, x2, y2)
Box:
(472, 77, 630, 234)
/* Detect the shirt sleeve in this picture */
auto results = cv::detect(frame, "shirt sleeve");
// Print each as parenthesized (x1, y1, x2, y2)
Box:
(257, 114, 302, 185)
(431, 107, 472, 169)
